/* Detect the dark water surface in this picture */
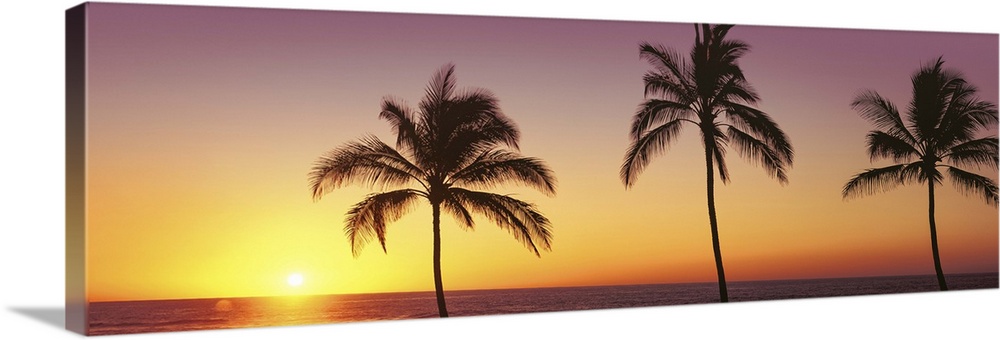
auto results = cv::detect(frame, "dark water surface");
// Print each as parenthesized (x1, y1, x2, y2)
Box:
(88, 273, 998, 335)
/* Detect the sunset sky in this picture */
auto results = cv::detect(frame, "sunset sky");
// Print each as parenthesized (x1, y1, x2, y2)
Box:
(81, 3, 998, 302)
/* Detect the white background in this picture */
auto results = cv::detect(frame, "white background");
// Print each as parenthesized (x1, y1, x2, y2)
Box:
(1, 1, 997, 339)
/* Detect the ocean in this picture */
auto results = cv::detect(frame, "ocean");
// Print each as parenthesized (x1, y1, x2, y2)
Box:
(87, 273, 998, 335)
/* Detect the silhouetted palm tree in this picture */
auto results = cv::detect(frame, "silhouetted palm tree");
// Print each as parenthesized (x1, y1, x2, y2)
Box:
(309, 64, 556, 317)
(843, 57, 998, 291)
(621, 24, 793, 302)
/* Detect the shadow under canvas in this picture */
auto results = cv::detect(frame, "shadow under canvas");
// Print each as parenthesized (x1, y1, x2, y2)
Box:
(9, 307, 65, 330)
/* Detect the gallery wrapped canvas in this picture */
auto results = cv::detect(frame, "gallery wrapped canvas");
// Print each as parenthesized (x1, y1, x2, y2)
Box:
(66, 1, 998, 336)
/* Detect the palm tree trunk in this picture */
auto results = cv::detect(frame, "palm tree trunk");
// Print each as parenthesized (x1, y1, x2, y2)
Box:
(431, 202, 449, 317)
(705, 147, 729, 302)
(928, 181, 948, 291)
(431, 203, 450, 317)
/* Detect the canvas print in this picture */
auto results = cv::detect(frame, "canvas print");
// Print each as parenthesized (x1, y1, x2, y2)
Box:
(65, 2, 999, 336)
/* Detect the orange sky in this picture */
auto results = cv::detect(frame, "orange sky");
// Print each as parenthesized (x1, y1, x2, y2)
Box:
(81, 3, 998, 302)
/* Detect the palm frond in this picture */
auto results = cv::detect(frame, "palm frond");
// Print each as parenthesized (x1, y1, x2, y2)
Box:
(865, 131, 921, 163)
(691, 24, 748, 102)
(708, 25, 748, 65)
(907, 58, 959, 142)
(945, 137, 999, 170)
(621, 119, 686, 188)
(935, 92, 998, 150)
(842, 163, 922, 199)
(441, 195, 475, 230)
(449, 150, 556, 196)
(727, 126, 789, 183)
(946, 166, 999, 206)
(630, 99, 694, 141)
(642, 73, 691, 102)
(722, 103, 793, 164)
(449, 188, 552, 256)
(419, 63, 457, 116)
(439, 106, 520, 170)
(413, 87, 521, 177)
(715, 39, 750, 66)
(715, 74, 759, 106)
(920, 163, 944, 184)
(309, 136, 425, 201)
(965, 101, 1000, 129)
(379, 97, 426, 163)
(344, 189, 424, 257)
(851, 90, 916, 144)
(711, 24, 735, 37)
(639, 42, 692, 97)
(712, 132, 731, 183)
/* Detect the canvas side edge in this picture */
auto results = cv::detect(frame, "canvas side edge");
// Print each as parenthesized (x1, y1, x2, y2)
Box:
(66, 2, 88, 336)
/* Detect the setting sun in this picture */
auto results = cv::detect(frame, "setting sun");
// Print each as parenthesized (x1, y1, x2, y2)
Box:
(287, 273, 304, 287)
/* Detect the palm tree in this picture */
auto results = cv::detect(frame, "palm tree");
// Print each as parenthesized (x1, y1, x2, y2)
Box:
(843, 57, 998, 291)
(621, 24, 793, 302)
(309, 64, 556, 317)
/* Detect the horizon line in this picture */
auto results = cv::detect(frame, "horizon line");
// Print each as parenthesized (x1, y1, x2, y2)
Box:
(87, 271, 999, 303)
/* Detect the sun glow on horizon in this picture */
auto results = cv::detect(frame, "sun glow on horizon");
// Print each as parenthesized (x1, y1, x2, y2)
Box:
(287, 273, 304, 287)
